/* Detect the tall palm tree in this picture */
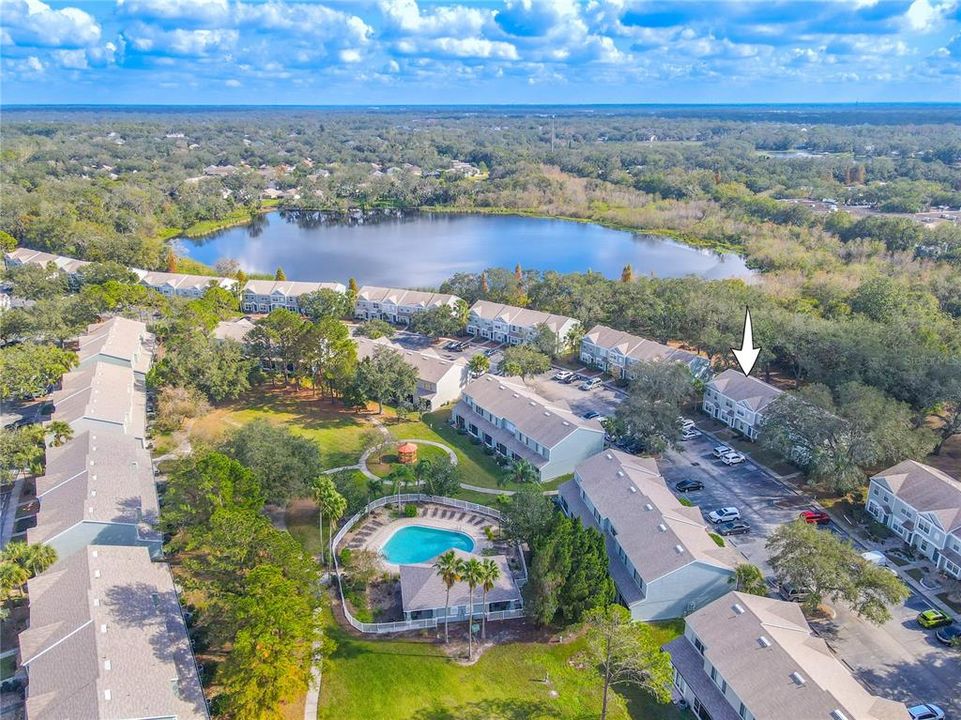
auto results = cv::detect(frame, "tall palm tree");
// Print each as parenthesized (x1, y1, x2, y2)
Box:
(478, 558, 501, 641)
(0, 561, 29, 600)
(433, 551, 462, 644)
(45, 421, 73, 448)
(21, 544, 57, 576)
(460, 557, 484, 660)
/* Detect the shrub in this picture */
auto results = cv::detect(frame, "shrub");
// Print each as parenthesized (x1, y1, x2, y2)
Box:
(678, 496, 694, 507)
(155, 386, 209, 433)
(403, 503, 418, 518)
(484, 526, 497, 542)
(709, 532, 725, 547)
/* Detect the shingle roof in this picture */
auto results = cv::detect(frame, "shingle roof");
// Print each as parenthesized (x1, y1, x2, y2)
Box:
(707, 369, 783, 412)
(29, 431, 159, 546)
(19, 546, 208, 720)
(77, 317, 154, 375)
(139, 271, 235, 292)
(51, 363, 145, 439)
(682, 591, 906, 720)
(583, 324, 711, 377)
(212, 317, 256, 343)
(358, 286, 460, 309)
(460, 374, 602, 449)
(563, 450, 738, 582)
(469, 300, 576, 335)
(243, 279, 346, 296)
(872, 460, 961, 536)
(355, 337, 468, 385)
(399, 550, 520, 612)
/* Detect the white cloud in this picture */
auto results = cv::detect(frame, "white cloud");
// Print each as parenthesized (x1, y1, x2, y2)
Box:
(224, 77, 241, 86)
(2, 0, 101, 49)
(904, 0, 950, 32)
(123, 23, 238, 56)
(379, 0, 490, 37)
(116, 0, 230, 24)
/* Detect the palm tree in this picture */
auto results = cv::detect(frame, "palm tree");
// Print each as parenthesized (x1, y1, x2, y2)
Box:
(433, 551, 462, 644)
(505, 459, 538, 486)
(478, 558, 501, 640)
(45, 421, 73, 448)
(21, 544, 57, 576)
(460, 557, 484, 660)
(0, 562, 29, 601)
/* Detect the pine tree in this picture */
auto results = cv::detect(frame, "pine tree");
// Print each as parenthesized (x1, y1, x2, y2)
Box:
(275, 266, 287, 281)
(620, 264, 634, 283)
(165, 248, 178, 272)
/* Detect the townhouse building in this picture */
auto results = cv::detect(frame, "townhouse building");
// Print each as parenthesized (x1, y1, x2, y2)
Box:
(241, 279, 346, 314)
(28, 431, 161, 560)
(451, 375, 605, 481)
(50, 362, 147, 445)
(354, 286, 462, 325)
(76, 316, 154, 381)
(702, 369, 783, 441)
(579, 324, 712, 381)
(666, 591, 906, 720)
(866, 459, 961, 579)
(18, 546, 208, 720)
(213, 316, 256, 343)
(4, 247, 90, 277)
(466, 301, 578, 352)
(137, 270, 237, 298)
(558, 450, 738, 620)
(355, 338, 469, 411)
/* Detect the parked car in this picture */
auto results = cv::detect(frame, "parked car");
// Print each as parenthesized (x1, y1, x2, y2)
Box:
(861, 550, 891, 567)
(720, 452, 746, 465)
(708, 507, 740, 524)
(553, 370, 573, 381)
(484, 347, 498, 357)
(675, 479, 704, 492)
(712, 445, 732, 458)
(776, 581, 809, 602)
(582, 410, 600, 420)
(917, 609, 953, 629)
(681, 428, 702, 440)
(799, 510, 831, 525)
(717, 520, 751, 536)
(443, 341, 458, 350)
(580, 377, 602, 391)
(908, 704, 945, 720)
(559, 374, 576, 384)
(935, 624, 961, 645)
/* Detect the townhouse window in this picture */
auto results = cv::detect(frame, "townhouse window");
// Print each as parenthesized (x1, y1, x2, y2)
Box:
(918, 519, 931, 534)
(693, 636, 705, 655)
(739, 702, 748, 719)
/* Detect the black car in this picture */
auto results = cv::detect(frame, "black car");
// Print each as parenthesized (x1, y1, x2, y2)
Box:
(717, 520, 751, 536)
(935, 624, 961, 646)
(675, 479, 704, 492)
(582, 411, 600, 420)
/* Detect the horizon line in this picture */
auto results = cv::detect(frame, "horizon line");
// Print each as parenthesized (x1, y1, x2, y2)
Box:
(4, 101, 960, 109)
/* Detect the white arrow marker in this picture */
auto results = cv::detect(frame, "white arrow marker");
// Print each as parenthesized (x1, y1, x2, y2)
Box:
(732, 306, 761, 377)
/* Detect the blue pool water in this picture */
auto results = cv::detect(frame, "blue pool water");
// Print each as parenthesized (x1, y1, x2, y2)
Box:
(381, 525, 475, 565)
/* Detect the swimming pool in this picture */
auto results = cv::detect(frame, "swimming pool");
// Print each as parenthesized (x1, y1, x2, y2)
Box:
(380, 525, 475, 565)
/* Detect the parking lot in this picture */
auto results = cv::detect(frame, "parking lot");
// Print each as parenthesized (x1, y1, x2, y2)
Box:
(662, 424, 960, 715)
(525, 368, 622, 419)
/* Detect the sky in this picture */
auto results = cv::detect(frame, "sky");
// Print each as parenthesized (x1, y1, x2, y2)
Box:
(1, 0, 960, 105)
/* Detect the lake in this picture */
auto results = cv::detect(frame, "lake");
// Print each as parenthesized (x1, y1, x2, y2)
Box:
(179, 212, 754, 287)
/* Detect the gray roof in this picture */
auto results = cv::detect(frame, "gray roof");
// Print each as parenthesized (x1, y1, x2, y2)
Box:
(469, 300, 576, 335)
(872, 460, 961, 537)
(139, 271, 236, 292)
(400, 550, 520, 612)
(563, 450, 738, 583)
(5, 248, 90, 274)
(77, 317, 154, 375)
(682, 591, 906, 720)
(357, 286, 460, 309)
(51, 362, 146, 439)
(212, 317, 256, 343)
(243, 279, 346, 296)
(29, 431, 159, 546)
(460, 375, 603, 449)
(583, 324, 711, 377)
(19, 546, 208, 720)
(355, 338, 468, 385)
(707, 369, 783, 412)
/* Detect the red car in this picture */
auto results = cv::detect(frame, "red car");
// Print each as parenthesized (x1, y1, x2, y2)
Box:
(799, 510, 830, 525)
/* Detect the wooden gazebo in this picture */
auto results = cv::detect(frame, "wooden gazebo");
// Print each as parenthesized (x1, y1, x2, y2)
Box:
(397, 442, 418, 464)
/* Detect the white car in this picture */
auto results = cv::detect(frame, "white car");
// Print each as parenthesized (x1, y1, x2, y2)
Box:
(580, 377, 602, 390)
(553, 370, 573, 381)
(708, 507, 741, 524)
(679, 417, 696, 430)
(908, 704, 945, 720)
(721, 452, 746, 465)
(712, 445, 732, 458)
(681, 428, 702, 440)
(860, 550, 891, 567)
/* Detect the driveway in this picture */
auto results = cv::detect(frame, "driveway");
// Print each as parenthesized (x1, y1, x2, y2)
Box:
(661, 426, 961, 714)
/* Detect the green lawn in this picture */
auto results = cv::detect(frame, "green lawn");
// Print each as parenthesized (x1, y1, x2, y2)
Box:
(367, 444, 450, 478)
(190, 388, 374, 469)
(0, 654, 17, 681)
(318, 609, 684, 720)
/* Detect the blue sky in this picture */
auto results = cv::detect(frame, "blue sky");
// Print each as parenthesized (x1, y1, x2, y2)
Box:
(2, 0, 960, 104)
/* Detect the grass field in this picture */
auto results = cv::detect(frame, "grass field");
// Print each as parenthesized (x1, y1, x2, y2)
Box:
(190, 387, 375, 469)
(318, 610, 684, 720)
(366, 443, 450, 478)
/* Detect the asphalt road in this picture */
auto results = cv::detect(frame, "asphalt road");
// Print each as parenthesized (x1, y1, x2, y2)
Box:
(661, 430, 961, 715)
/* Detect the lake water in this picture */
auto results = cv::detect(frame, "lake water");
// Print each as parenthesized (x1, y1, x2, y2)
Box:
(179, 212, 754, 287)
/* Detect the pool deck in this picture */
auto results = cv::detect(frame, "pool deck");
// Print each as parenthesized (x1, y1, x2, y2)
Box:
(351, 504, 498, 572)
